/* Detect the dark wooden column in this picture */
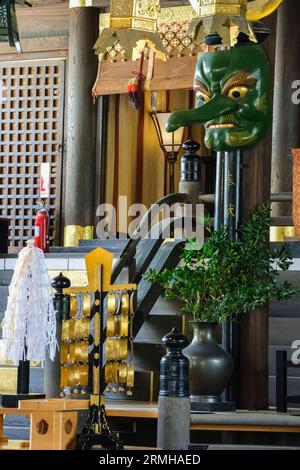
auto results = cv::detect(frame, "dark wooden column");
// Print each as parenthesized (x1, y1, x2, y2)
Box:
(64, 7, 99, 244)
(238, 14, 277, 410)
(271, 0, 300, 218)
(95, 95, 109, 213)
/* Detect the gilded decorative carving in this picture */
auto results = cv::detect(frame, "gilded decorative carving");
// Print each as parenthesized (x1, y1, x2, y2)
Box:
(100, 7, 200, 62)
(188, 0, 256, 47)
(100, 6, 198, 30)
(135, 0, 160, 18)
(187, 1, 284, 46)
(94, 0, 165, 61)
(48, 270, 88, 288)
(64, 225, 94, 247)
(110, 0, 132, 17)
(97, 1, 283, 61)
(190, 0, 247, 17)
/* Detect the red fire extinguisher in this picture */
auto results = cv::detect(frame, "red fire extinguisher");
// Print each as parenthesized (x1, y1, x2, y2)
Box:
(34, 201, 49, 253)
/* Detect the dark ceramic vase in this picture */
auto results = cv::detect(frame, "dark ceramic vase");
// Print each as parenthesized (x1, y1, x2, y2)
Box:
(183, 321, 233, 405)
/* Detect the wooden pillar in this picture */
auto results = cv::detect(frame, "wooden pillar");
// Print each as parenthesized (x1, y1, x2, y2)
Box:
(64, 7, 99, 246)
(238, 14, 277, 410)
(271, 0, 300, 218)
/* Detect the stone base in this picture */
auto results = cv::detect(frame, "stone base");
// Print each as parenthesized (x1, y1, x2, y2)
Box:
(157, 396, 191, 450)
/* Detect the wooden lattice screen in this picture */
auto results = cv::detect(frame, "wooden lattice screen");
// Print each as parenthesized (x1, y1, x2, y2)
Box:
(0, 59, 65, 251)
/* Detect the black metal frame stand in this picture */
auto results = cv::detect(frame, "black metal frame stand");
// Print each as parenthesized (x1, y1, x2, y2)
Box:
(76, 265, 123, 450)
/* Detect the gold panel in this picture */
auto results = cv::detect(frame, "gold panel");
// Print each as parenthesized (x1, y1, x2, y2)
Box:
(64, 225, 94, 247)
(109, 0, 159, 31)
(110, 0, 159, 20)
(270, 227, 296, 242)
(196, 0, 247, 18)
(283, 227, 296, 239)
(48, 270, 88, 288)
(132, 18, 156, 31)
(270, 226, 284, 242)
(100, 2, 284, 28)
(69, 0, 93, 7)
(134, 0, 160, 19)
(95, 0, 165, 61)
(100, 6, 197, 31)
(110, 0, 132, 17)
(110, 18, 132, 29)
(0, 367, 18, 393)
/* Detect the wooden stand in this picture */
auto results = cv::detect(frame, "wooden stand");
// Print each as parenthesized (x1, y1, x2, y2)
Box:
(0, 399, 89, 451)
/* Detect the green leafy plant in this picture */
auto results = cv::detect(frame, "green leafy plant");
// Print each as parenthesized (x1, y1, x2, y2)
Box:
(144, 204, 298, 323)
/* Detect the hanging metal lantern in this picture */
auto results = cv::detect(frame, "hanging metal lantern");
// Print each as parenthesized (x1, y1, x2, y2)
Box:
(94, 0, 166, 61)
(188, 0, 284, 47)
(188, 0, 257, 47)
(0, 0, 31, 54)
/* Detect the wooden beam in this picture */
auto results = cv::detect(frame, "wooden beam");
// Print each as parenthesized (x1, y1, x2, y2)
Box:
(0, 36, 68, 55)
(190, 425, 300, 433)
(0, 50, 67, 61)
(12, 1, 194, 52)
(16, 4, 69, 39)
(271, 0, 300, 218)
(238, 13, 277, 411)
(24, 0, 66, 5)
(25, 0, 191, 6)
(94, 55, 197, 95)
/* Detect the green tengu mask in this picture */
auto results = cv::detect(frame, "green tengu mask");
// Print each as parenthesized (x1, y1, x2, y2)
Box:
(167, 44, 272, 151)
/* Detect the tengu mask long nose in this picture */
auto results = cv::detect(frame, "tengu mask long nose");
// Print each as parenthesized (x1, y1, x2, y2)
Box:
(166, 95, 239, 132)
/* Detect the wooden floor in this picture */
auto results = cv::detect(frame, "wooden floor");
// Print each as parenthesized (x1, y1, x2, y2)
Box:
(0, 440, 29, 451)
(1, 400, 300, 451)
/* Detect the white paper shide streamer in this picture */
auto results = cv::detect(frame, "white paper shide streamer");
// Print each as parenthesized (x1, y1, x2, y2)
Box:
(2, 240, 57, 364)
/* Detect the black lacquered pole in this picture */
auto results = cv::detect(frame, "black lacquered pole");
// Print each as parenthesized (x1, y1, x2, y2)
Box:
(45, 272, 71, 398)
(17, 360, 30, 395)
(235, 150, 243, 232)
(214, 151, 223, 231)
(222, 150, 244, 404)
(169, 161, 175, 195)
(223, 151, 236, 237)
(231, 150, 243, 402)
(222, 152, 233, 368)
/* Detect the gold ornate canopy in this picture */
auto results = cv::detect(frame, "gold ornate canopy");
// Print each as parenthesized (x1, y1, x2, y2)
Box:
(94, 0, 166, 61)
(188, 0, 284, 47)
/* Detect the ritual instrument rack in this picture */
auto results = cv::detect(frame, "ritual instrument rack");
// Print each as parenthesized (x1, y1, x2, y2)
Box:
(60, 248, 137, 450)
